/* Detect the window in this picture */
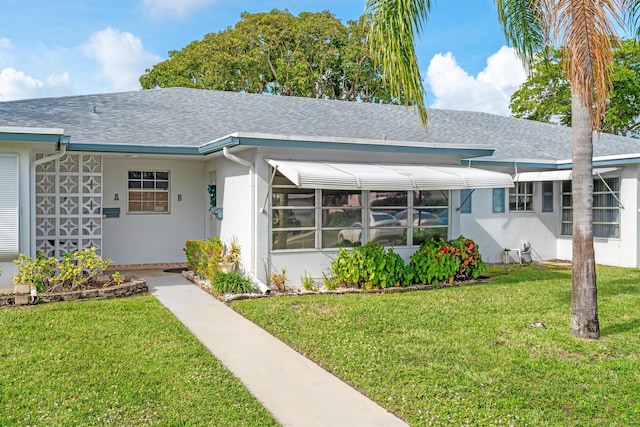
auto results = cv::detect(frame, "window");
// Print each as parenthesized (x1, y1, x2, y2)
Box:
(541, 181, 554, 212)
(270, 171, 450, 251)
(272, 187, 316, 250)
(412, 190, 448, 245)
(492, 188, 505, 213)
(368, 191, 407, 246)
(128, 171, 169, 213)
(509, 182, 533, 211)
(0, 154, 19, 261)
(459, 189, 472, 213)
(323, 189, 362, 248)
(561, 178, 620, 238)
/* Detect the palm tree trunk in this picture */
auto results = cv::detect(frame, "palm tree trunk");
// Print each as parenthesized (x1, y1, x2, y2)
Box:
(570, 92, 600, 339)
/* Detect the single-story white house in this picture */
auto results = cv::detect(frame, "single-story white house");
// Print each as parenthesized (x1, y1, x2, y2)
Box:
(0, 88, 638, 291)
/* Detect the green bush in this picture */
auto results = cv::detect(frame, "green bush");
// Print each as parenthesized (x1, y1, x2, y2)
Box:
(212, 271, 254, 294)
(329, 243, 407, 290)
(13, 247, 113, 292)
(326, 237, 485, 288)
(409, 236, 484, 285)
(13, 253, 58, 292)
(184, 238, 224, 281)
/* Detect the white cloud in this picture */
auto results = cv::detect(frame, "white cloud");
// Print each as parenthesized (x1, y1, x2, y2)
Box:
(139, 0, 219, 20)
(0, 68, 71, 101)
(426, 46, 526, 116)
(0, 37, 11, 50)
(46, 72, 71, 88)
(81, 27, 161, 92)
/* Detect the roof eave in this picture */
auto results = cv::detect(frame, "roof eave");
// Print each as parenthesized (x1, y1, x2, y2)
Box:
(465, 153, 640, 169)
(67, 142, 201, 155)
(200, 131, 496, 157)
(0, 126, 70, 143)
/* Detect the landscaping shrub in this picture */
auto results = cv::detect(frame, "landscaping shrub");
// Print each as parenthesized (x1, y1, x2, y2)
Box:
(270, 268, 288, 292)
(184, 238, 224, 280)
(13, 247, 115, 292)
(329, 243, 407, 290)
(13, 253, 58, 292)
(212, 271, 254, 294)
(409, 236, 484, 285)
(326, 237, 484, 288)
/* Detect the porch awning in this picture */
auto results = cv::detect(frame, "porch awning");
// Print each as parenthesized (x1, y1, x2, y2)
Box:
(513, 167, 619, 182)
(266, 159, 514, 190)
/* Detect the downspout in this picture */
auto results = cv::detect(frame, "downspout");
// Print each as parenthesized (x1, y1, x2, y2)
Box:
(222, 147, 270, 294)
(29, 139, 68, 257)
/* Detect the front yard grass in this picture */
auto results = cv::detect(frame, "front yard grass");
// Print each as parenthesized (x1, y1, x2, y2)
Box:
(232, 263, 640, 426)
(0, 296, 277, 426)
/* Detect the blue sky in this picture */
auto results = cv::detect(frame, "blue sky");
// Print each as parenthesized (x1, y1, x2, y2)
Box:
(0, 0, 527, 115)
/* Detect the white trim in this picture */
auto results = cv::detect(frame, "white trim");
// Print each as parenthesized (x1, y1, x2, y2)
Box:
(0, 126, 65, 135)
(513, 167, 619, 182)
(266, 159, 514, 190)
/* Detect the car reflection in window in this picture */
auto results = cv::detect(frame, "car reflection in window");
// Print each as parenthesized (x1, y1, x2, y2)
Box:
(337, 212, 403, 246)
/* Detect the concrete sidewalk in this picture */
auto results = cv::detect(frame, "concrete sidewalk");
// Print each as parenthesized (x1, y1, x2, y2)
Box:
(146, 271, 408, 427)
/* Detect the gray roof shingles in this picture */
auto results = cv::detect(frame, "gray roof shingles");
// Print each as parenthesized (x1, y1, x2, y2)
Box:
(0, 87, 638, 161)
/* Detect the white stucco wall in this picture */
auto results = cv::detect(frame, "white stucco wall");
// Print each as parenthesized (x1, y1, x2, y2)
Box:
(102, 156, 207, 266)
(210, 155, 255, 275)
(461, 167, 639, 267)
(460, 185, 560, 264)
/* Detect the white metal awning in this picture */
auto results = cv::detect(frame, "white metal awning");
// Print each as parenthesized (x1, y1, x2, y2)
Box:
(513, 167, 619, 182)
(266, 159, 514, 190)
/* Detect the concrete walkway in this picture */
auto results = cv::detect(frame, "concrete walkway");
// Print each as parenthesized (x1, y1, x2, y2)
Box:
(146, 271, 408, 427)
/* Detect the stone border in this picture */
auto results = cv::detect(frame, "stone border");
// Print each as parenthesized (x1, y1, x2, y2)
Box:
(0, 280, 148, 308)
(182, 270, 488, 303)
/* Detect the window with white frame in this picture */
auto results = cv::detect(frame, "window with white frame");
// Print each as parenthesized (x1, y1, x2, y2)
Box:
(271, 170, 316, 249)
(0, 154, 19, 261)
(127, 171, 170, 213)
(270, 171, 450, 250)
(561, 177, 620, 238)
(412, 190, 448, 245)
(509, 181, 533, 211)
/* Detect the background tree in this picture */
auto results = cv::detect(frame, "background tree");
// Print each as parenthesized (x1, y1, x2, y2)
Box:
(140, 9, 396, 103)
(367, 0, 636, 339)
(510, 39, 640, 137)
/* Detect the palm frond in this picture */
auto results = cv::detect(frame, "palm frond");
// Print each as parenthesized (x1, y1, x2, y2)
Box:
(366, 0, 431, 126)
(495, 0, 548, 65)
(623, 0, 640, 38)
(552, 0, 625, 130)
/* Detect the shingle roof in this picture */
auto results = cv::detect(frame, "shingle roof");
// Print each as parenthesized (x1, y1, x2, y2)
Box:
(0, 87, 637, 161)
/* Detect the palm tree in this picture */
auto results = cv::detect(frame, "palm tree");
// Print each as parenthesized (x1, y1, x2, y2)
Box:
(366, 0, 632, 339)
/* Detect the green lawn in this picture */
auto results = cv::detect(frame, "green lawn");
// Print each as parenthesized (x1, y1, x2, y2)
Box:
(232, 263, 640, 426)
(0, 296, 277, 426)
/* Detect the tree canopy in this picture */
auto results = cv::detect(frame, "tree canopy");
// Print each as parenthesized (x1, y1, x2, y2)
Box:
(140, 9, 397, 104)
(510, 39, 640, 137)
